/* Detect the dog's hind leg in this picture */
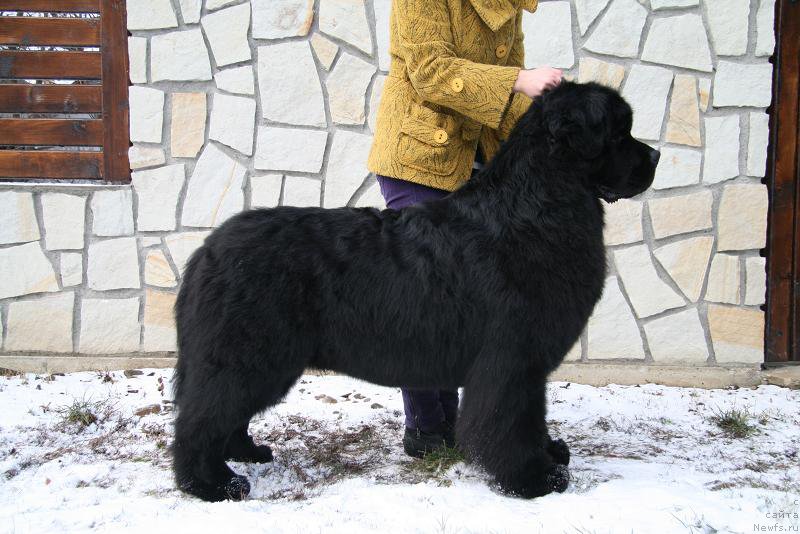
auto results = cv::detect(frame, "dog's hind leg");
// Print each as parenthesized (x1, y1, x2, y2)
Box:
(457, 366, 568, 498)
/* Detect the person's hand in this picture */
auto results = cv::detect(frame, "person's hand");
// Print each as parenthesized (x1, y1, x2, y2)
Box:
(513, 67, 563, 98)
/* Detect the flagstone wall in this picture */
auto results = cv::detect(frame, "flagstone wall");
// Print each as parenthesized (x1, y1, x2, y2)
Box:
(0, 0, 776, 371)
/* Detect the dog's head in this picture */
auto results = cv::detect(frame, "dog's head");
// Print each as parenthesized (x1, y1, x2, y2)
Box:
(535, 81, 658, 202)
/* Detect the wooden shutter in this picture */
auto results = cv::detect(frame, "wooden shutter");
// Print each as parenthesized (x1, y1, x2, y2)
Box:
(0, 0, 130, 181)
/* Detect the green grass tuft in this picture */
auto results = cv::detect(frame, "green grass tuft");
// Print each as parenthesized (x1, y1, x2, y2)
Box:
(709, 407, 757, 438)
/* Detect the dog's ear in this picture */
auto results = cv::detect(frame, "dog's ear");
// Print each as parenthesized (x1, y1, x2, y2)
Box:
(542, 89, 606, 160)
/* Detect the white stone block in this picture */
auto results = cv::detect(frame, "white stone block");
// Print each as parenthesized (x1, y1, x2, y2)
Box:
(587, 277, 645, 359)
(644, 309, 709, 363)
(144, 290, 177, 352)
(129, 145, 166, 170)
(717, 183, 768, 252)
(165, 231, 210, 276)
(354, 181, 386, 209)
(614, 244, 686, 318)
(326, 52, 376, 125)
(745, 257, 766, 306)
(151, 29, 212, 82)
(651, 0, 699, 8)
(145, 250, 177, 288)
(0, 242, 59, 299)
(255, 127, 328, 173)
(206, 0, 239, 10)
(698, 78, 711, 112)
(574, 0, 609, 35)
(374, 0, 391, 69)
(705, 254, 741, 304)
(705, 0, 750, 56)
(713, 62, 773, 108)
(6, 293, 74, 353)
(181, 144, 246, 228)
(282, 176, 322, 207)
(79, 298, 141, 354)
(323, 130, 374, 208)
(641, 14, 713, 72)
(747, 112, 770, 178)
(129, 86, 164, 143)
(60, 252, 83, 288)
(652, 147, 702, 190)
(128, 37, 147, 84)
(251, 174, 283, 209)
(653, 236, 713, 302)
(252, 0, 314, 39)
(368, 74, 387, 133)
(132, 164, 185, 232)
(208, 93, 256, 155)
(215, 66, 255, 95)
(603, 199, 643, 246)
(41, 193, 86, 250)
(319, 0, 373, 55)
(522, 2, 574, 69)
(258, 41, 326, 127)
(756, 0, 776, 57)
(583, 0, 647, 58)
(703, 115, 740, 184)
(127, 0, 177, 30)
(621, 64, 673, 141)
(178, 0, 202, 24)
(648, 190, 713, 239)
(91, 189, 134, 237)
(0, 191, 39, 245)
(87, 237, 141, 291)
(201, 3, 251, 67)
(708, 305, 764, 363)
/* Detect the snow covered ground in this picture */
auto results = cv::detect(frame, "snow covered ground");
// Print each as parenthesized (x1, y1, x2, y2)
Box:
(1, 368, 798, 534)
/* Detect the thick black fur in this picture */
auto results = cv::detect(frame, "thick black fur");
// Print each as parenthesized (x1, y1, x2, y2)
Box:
(171, 82, 658, 502)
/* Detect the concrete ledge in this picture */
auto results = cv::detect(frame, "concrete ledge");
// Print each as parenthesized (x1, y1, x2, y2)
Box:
(1, 355, 798, 389)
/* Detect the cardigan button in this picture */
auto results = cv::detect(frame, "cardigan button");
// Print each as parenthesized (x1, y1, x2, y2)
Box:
(451, 78, 464, 92)
(434, 129, 448, 143)
(495, 43, 508, 58)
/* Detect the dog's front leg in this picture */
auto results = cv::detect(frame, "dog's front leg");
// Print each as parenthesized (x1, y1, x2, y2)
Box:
(457, 368, 569, 498)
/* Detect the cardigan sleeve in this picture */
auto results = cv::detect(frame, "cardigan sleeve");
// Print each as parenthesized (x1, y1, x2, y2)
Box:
(497, 12, 532, 139)
(395, 0, 522, 130)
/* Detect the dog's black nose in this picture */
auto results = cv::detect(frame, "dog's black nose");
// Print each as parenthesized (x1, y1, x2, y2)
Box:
(650, 149, 661, 166)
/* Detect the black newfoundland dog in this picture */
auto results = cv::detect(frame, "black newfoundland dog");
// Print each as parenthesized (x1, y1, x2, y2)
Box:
(171, 82, 658, 502)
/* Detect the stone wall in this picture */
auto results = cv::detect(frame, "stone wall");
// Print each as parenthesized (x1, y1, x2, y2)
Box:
(0, 0, 775, 372)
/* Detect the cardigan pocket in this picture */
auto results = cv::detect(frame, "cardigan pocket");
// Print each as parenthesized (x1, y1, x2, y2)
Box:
(397, 106, 461, 176)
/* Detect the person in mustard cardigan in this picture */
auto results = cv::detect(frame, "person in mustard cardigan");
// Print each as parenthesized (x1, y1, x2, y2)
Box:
(367, 0, 563, 458)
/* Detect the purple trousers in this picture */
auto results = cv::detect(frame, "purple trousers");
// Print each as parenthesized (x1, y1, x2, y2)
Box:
(376, 174, 462, 432)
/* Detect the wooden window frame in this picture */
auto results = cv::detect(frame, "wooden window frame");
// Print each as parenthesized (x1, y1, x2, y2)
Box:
(0, 0, 130, 182)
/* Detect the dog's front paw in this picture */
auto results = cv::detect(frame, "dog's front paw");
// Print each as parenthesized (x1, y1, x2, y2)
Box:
(223, 474, 251, 501)
(547, 438, 570, 466)
(545, 464, 570, 493)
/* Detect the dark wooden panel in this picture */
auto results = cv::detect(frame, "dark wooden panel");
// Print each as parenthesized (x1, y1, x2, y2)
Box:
(0, 0, 100, 12)
(100, 0, 131, 182)
(765, 0, 799, 363)
(0, 83, 101, 112)
(0, 50, 102, 79)
(0, 17, 101, 46)
(0, 150, 102, 179)
(0, 118, 103, 146)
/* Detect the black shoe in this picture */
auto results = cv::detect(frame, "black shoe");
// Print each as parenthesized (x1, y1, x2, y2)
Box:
(403, 421, 457, 459)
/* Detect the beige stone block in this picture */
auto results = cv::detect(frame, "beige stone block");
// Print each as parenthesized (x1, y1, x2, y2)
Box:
(698, 78, 711, 112)
(79, 298, 141, 354)
(653, 236, 713, 302)
(603, 199, 643, 246)
(60, 252, 83, 288)
(717, 183, 768, 251)
(129, 145, 166, 170)
(705, 254, 740, 304)
(145, 250, 177, 288)
(171, 93, 206, 158)
(707, 305, 764, 363)
(310, 32, 338, 70)
(6, 293, 74, 353)
(614, 245, 685, 318)
(665, 75, 701, 147)
(41, 193, 86, 250)
(0, 191, 40, 245)
(144, 290, 177, 352)
(648, 190, 713, 239)
(164, 231, 210, 276)
(745, 256, 766, 306)
(564, 338, 582, 361)
(578, 58, 626, 89)
(0, 242, 59, 299)
(644, 308, 709, 363)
